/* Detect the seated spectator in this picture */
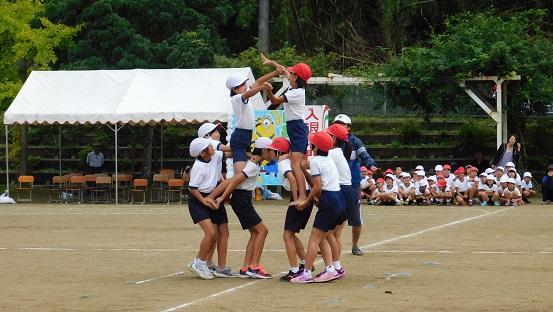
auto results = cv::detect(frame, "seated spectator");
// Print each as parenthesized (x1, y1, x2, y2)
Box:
(542, 164, 553, 204)
(503, 178, 522, 206)
(477, 174, 500, 206)
(398, 172, 415, 205)
(432, 179, 453, 206)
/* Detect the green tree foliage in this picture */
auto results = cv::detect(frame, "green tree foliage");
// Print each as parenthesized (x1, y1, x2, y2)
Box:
(0, 0, 80, 110)
(368, 9, 553, 124)
(42, 0, 235, 69)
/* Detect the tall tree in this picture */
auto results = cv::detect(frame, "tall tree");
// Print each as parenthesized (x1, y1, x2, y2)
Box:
(0, 0, 80, 174)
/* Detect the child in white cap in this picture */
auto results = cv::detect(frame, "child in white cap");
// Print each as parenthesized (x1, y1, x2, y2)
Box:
(186, 138, 235, 279)
(521, 172, 536, 203)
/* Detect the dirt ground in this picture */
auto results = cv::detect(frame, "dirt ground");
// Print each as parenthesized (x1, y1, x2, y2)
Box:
(1, 199, 552, 312)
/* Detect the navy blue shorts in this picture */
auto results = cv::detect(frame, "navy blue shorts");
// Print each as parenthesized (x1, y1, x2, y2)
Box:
(312, 190, 344, 232)
(188, 191, 228, 224)
(230, 128, 252, 163)
(284, 190, 313, 233)
(347, 184, 363, 226)
(230, 189, 262, 230)
(287, 120, 308, 154)
(336, 185, 356, 226)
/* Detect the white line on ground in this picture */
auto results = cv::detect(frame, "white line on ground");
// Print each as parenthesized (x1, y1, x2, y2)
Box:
(127, 271, 185, 285)
(159, 206, 514, 311)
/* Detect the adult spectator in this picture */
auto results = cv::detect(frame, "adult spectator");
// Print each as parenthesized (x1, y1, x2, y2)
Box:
(490, 134, 521, 170)
(470, 151, 489, 174)
(87, 142, 105, 174)
(542, 164, 553, 204)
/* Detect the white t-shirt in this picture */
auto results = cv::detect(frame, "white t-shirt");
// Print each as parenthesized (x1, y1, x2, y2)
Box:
(236, 160, 259, 191)
(453, 177, 470, 193)
(443, 173, 456, 186)
(415, 179, 428, 196)
(521, 179, 533, 190)
(278, 158, 309, 192)
(480, 183, 498, 192)
(399, 182, 415, 194)
(283, 87, 305, 121)
(231, 90, 255, 130)
(504, 187, 520, 197)
(328, 148, 352, 186)
(434, 185, 451, 194)
(189, 151, 224, 193)
(310, 155, 340, 192)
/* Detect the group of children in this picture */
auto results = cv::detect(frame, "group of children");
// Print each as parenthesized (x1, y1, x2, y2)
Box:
(360, 162, 537, 207)
(186, 55, 366, 284)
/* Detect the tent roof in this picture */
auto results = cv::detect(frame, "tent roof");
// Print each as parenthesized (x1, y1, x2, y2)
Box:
(4, 68, 265, 126)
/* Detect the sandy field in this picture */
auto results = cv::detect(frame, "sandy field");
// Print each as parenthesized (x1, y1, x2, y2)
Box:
(1, 200, 552, 311)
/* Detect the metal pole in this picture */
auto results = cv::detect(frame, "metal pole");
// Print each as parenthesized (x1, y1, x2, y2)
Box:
(5, 125, 9, 196)
(59, 126, 62, 175)
(115, 124, 119, 204)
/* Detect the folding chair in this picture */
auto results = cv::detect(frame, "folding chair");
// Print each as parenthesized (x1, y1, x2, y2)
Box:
(111, 174, 132, 203)
(160, 168, 175, 175)
(181, 173, 191, 201)
(166, 179, 184, 204)
(130, 179, 148, 204)
(16, 175, 34, 203)
(150, 173, 170, 202)
(91, 176, 112, 203)
(66, 175, 87, 203)
(46, 175, 67, 203)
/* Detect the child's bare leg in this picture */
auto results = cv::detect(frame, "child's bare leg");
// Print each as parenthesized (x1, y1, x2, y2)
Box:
(290, 152, 307, 200)
(283, 230, 299, 267)
(327, 227, 342, 262)
(250, 222, 268, 267)
(196, 220, 218, 261)
(293, 235, 307, 261)
(243, 230, 256, 269)
(318, 236, 333, 267)
(304, 229, 327, 272)
(216, 223, 229, 269)
(332, 223, 345, 260)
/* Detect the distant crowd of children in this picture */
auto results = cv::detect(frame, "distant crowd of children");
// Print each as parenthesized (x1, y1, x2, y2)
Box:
(185, 55, 377, 284)
(359, 162, 538, 207)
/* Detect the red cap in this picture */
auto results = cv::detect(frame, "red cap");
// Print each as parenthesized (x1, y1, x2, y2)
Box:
(437, 180, 447, 187)
(443, 164, 451, 169)
(360, 166, 368, 172)
(455, 167, 465, 174)
(385, 168, 394, 174)
(326, 124, 349, 141)
(266, 137, 290, 153)
(308, 132, 334, 152)
(287, 63, 312, 81)
(376, 178, 384, 183)
(468, 166, 478, 172)
(437, 174, 445, 179)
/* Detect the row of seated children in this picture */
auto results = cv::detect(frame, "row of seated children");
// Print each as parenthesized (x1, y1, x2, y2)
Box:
(359, 162, 536, 206)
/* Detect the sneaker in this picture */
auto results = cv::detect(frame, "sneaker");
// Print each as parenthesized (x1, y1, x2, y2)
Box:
(315, 269, 326, 278)
(280, 270, 300, 281)
(512, 201, 518, 206)
(468, 200, 473, 206)
(352, 246, 364, 255)
(335, 268, 346, 278)
(214, 266, 238, 278)
(207, 263, 217, 273)
(541, 200, 551, 205)
(191, 261, 214, 280)
(290, 273, 313, 283)
(494, 201, 500, 206)
(395, 201, 403, 206)
(246, 266, 272, 279)
(238, 268, 251, 278)
(480, 201, 488, 206)
(298, 263, 315, 272)
(314, 270, 339, 283)
(186, 260, 198, 277)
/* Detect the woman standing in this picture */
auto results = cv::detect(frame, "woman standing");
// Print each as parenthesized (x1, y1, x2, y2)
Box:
(490, 134, 521, 170)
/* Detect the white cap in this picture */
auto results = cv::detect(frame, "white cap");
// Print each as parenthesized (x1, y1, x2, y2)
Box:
(198, 123, 221, 138)
(385, 174, 394, 179)
(479, 172, 487, 177)
(496, 166, 505, 172)
(416, 170, 425, 176)
(400, 172, 411, 178)
(225, 74, 249, 90)
(486, 174, 495, 180)
(500, 175, 508, 182)
(505, 162, 515, 167)
(508, 167, 517, 172)
(485, 168, 493, 174)
(416, 165, 424, 171)
(190, 138, 212, 157)
(434, 165, 443, 171)
(253, 137, 273, 149)
(507, 178, 516, 184)
(523, 172, 532, 178)
(427, 176, 436, 182)
(333, 114, 352, 125)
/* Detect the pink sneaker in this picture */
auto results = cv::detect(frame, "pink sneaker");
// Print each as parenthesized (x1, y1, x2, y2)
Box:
(314, 270, 339, 283)
(290, 273, 313, 283)
(335, 268, 346, 278)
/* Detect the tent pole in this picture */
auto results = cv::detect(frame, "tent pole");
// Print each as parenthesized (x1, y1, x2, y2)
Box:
(5, 125, 9, 196)
(59, 126, 62, 176)
(160, 123, 164, 170)
(115, 124, 119, 204)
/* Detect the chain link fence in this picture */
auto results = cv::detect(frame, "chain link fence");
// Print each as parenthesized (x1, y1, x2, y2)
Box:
(305, 84, 487, 117)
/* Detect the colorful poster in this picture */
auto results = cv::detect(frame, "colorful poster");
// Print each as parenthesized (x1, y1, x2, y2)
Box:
(227, 105, 329, 186)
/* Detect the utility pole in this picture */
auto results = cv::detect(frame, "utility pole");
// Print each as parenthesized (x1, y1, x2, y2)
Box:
(258, 0, 270, 53)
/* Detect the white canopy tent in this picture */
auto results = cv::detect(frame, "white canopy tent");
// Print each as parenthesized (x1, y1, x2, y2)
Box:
(4, 68, 265, 201)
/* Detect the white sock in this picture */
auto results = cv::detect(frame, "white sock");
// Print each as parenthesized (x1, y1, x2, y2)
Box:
(326, 265, 336, 272)
(291, 267, 299, 273)
(300, 260, 306, 265)
(198, 259, 206, 266)
(333, 261, 342, 270)
(303, 269, 312, 276)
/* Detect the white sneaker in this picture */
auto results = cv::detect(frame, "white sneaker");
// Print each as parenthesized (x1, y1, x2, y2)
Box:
(192, 261, 214, 280)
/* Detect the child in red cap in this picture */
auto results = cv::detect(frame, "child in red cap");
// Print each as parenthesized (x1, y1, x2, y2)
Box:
(261, 53, 312, 204)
